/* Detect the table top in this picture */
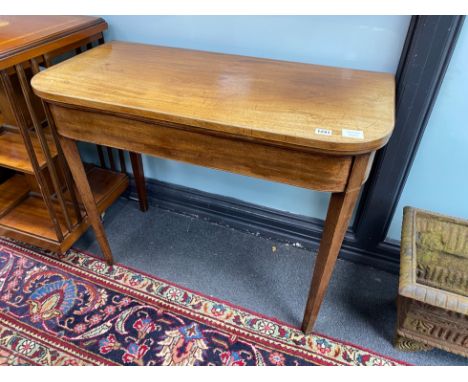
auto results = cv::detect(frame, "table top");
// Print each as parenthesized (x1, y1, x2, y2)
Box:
(32, 41, 395, 154)
(0, 16, 106, 69)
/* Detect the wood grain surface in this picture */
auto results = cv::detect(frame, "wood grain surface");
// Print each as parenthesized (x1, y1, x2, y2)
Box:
(0, 16, 107, 70)
(32, 41, 395, 155)
(49, 104, 354, 192)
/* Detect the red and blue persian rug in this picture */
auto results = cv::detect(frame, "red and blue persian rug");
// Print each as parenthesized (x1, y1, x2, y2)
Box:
(0, 237, 407, 366)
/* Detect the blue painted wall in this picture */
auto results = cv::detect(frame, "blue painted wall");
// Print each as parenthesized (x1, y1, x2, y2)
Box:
(387, 22, 468, 240)
(79, 16, 410, 220)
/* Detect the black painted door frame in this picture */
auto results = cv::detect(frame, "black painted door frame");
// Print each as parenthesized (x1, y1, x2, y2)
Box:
(347, 15, 465, 270)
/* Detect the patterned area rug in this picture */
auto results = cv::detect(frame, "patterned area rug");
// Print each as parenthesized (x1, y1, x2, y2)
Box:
(0, 238, 407, 366)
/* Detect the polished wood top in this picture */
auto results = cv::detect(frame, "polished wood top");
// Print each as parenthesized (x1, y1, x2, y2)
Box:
(32, 41, 395, 154)
(0, 16, 107, 70)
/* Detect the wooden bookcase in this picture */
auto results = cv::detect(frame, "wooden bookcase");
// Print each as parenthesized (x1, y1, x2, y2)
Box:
(0, 16, 144, 254)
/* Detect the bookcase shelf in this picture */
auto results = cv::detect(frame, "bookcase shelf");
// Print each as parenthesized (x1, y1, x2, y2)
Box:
(0, 126, 57, 174)
(0, 165, 128, 252)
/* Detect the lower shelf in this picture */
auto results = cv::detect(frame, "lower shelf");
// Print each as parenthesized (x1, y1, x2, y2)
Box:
(0, 126, 58, 174)
(0, 165, 128, 252)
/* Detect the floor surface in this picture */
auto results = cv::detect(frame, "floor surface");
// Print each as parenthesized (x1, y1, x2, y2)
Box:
(76, 198, 467, 366)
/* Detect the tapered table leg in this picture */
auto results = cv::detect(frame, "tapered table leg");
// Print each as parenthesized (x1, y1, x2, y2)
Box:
(301, 189, 360, 333)
(130, 152, 149, 212)
(301, 154, 373, 334)
(59, 136, 114, 265)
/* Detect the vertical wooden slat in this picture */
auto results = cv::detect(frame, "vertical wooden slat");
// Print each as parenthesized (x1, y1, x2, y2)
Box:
(43, 101, 83, 225)
(96, 145, 106, 167)
(32, 57, 82, 225)
(106, 147, 116, 171)
(118, 150, 127, 174)
(42, 55, 53, 68)
(16, 62, 74, 232)
(0, 69, 64, 241)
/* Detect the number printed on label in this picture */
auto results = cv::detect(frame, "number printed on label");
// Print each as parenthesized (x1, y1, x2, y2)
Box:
(315, 128, 332, 136)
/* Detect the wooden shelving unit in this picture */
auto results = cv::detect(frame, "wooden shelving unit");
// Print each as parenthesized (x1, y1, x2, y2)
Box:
(0, 17, 142, 261)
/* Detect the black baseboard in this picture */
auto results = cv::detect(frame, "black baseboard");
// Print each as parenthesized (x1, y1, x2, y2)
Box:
(127, 178, 400, 274)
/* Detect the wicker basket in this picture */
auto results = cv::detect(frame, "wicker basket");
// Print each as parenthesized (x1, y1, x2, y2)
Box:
(396, 207, 468, 357)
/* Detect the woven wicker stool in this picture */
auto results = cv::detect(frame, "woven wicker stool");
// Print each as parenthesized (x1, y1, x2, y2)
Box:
(396, 207, 468, 357)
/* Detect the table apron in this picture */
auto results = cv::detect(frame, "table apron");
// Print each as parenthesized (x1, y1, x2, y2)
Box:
(49, 103, 354, 192)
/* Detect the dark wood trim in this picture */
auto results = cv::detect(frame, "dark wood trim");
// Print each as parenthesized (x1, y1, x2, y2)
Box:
(352, 16, 465, 256)
(126, 177, 401, 273)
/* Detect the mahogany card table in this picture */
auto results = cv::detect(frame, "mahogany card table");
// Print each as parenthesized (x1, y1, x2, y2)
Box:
(31, 41, 395, 333)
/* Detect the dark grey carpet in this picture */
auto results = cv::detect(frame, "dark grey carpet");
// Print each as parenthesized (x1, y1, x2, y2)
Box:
(76, 198, 467, 366)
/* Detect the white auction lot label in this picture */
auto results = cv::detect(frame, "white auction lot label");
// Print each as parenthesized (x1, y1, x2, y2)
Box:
(342, 129, 364, 139)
